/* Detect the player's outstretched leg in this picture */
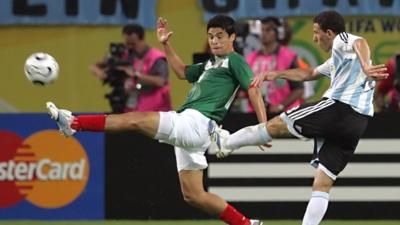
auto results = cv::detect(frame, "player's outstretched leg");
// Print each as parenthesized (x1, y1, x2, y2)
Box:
(46, 102, 161, 139)
(46, 101, 109, 135)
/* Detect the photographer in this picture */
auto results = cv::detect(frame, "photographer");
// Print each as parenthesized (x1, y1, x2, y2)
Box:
(90, 23, 172, 113)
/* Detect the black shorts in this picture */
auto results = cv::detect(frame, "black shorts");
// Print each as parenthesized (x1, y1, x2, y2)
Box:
(280, 98, 369, 179)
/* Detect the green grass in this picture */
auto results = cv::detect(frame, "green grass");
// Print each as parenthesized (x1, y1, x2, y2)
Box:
(0, 221, 399, 225)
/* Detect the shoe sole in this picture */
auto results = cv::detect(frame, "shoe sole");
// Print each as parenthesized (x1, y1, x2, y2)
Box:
(46, 102, 59, 120)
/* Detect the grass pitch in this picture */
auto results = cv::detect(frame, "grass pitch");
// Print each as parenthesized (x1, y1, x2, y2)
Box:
(0, 220, 399, 225)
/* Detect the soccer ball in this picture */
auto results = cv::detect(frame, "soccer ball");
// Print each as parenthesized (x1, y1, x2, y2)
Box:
(24, 52, 59, 85)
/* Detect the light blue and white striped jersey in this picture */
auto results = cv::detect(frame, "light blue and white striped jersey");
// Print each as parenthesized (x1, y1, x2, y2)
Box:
(316, 32, 375, 116)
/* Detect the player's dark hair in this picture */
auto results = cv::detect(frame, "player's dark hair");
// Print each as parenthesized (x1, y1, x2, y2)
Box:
(122, 23, 145, 40)
(207, 15, 236, 36)
(313, 10, 345, 34)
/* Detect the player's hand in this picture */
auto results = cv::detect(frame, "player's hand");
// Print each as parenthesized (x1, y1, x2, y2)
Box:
(362, 64, 389, 81)
(250, 71, 279, 88)
(250, 74, 265, 88)
(264, 71, 279, 81)
(157, 17, 173, 45)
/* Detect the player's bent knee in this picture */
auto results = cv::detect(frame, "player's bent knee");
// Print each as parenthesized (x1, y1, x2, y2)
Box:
(267, 117, 288, 138)
(266, 122, 278, 137)
(312, 176, 334, 192)
(124, 112, 157, 130)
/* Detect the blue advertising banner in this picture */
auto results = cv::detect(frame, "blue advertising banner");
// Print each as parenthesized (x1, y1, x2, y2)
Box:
(1, 0, 399, 27)
(199, 0, 400, 20)
(0, 0, 157, 27)
(0, 114, 104, 219)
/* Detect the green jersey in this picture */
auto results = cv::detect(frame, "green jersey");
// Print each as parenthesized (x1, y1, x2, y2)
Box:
(177, 52, 254, 123)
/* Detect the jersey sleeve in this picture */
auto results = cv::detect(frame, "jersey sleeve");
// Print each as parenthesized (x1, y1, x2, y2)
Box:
(316, 58, 332, 77)
(229, 54, 254, 91)
(336, 33, 361, 52)
(185, 62, 205, 83)
(348, 34, 362, 49)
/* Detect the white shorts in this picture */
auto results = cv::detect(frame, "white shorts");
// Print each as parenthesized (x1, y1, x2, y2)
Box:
(155, 109, 211, 171)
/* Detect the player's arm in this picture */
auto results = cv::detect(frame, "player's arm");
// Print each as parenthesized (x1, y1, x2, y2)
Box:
(272, 58, 304, 112)
(272, 68, 321, 81)
(248, 86, 267, 123)
(157, 17, 186, 80)
(231, 55, 267, 123)
(353, 38, 388, 81)
(251, 67, 321, 88)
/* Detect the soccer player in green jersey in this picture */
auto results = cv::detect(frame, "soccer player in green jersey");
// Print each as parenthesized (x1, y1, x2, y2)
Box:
(46, 15, 266, 225)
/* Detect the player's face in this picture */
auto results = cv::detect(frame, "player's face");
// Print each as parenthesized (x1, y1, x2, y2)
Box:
(312, 23, 333, 52)
(261, 22, 277, 45)
(207, 28, 235, 56)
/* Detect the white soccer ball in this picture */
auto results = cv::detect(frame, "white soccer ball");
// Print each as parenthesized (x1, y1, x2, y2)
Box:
(24, 52, 59, 85)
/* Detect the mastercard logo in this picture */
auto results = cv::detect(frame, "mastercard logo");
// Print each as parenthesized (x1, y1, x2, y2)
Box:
(0, 130, 89, 209)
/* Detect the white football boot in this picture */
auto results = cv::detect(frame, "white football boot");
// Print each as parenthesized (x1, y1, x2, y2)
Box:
(250, 219, 263, 225)
(208, 120, 233, 158)
(46, 102, 76, 137)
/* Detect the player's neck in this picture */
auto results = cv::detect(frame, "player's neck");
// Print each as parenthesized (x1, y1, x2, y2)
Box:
(214, 50, 234, 58)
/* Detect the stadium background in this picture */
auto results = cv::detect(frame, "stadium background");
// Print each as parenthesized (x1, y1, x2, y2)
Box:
(1, 0, 400, 112)
(0, 0, 400, 224)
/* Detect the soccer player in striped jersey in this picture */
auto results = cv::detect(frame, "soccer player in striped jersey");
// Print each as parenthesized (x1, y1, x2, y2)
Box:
(209, 10, 388, 225)
(47, 15, 266, 225)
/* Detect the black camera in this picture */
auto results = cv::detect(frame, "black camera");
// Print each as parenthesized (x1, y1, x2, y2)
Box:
(103, 43, 132, 113)
(107, 43, 130, 66)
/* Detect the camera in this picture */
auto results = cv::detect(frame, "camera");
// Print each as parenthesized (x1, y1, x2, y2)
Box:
(107, 43, 130, 66)
(103, 43, 132, 113)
